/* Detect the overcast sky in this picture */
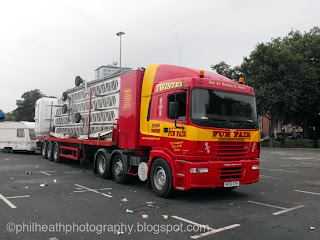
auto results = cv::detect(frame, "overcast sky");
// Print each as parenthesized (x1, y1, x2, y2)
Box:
(0, 0, 319, 113)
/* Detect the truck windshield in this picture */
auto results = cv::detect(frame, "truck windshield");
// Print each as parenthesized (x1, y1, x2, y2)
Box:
(191, 88, 258, 129)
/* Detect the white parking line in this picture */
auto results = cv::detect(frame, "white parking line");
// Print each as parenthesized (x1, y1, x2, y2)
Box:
(273, 205, 304, 215)
(74, 184, 113, 198)
(6, 195, 30, 199)
(260, 175, 281, 180)
(171, 215, 240, 239)
(247, 201, 286, 210)
(294, 190, 320, 196)
(264, 169, 299, 173)
(73, 188, 112, 193)
(33, 171, 56, 176)
(191, 224, 241, 239)
(247, 200, 304, 215)
(0, 193, 17, 209)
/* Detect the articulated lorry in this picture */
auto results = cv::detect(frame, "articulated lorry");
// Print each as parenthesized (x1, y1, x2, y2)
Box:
(36, 64, 260, 197)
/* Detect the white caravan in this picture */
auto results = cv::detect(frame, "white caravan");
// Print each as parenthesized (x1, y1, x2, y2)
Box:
(0, 122, 37, 153)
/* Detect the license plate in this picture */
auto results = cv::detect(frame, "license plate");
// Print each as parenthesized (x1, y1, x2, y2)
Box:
(224, 181, 239, 187)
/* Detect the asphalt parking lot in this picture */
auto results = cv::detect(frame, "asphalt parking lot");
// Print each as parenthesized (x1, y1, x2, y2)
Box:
(0, 148, 319, 240)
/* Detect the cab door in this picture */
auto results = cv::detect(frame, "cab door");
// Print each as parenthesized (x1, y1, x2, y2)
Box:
(162, 90, 189, 155)
(147, 93, 165, 146)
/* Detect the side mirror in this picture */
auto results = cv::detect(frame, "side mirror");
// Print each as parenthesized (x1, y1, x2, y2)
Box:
(168, 102, 179, 119)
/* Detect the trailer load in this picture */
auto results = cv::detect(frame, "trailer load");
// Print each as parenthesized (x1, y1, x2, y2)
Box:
(36, 64, 261, 197)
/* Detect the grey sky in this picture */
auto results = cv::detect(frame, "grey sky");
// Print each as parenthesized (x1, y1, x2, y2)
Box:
(0, 0, 319, 113)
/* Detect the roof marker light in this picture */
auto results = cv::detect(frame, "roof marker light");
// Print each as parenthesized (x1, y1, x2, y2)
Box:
(239, 77, 244, 84)
(199, 70, 204, 78)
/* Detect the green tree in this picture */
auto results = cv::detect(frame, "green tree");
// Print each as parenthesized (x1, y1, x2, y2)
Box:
(211, 61, 242, 81)
(282, 27, 320, 147)
(15, 89, 45, 122)
(4, 111, 17, 121)
(240, 27, 320, 147)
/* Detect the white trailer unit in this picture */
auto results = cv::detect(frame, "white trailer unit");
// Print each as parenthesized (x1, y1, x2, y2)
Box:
(0, 122, 37, 153)
(35, 98, 58, 137)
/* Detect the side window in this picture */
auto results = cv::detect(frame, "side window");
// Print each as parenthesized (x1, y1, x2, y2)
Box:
(29, 129, 36, 140)
(167, 92, 187, 121)
(17, 129, 25, 138)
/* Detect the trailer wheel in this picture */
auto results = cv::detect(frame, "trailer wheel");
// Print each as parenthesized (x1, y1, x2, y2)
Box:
(53, 142, 62, 163)
(112, 154, 128, 184)
(96, 152, 110, 179)
(47, 142, 54, 161)
(42, 142, 48, 159)
(150, 158, 173, 198)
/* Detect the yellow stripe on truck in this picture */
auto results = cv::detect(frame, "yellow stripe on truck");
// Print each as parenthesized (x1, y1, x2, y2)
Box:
(147, 120, 261, 142)
(140, 64, 161, 135)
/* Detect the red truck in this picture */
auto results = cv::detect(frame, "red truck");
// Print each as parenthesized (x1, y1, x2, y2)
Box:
(37, 64, 260, 197)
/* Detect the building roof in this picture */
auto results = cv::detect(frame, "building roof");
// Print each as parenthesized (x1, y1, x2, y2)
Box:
(95, 65, 131, 71)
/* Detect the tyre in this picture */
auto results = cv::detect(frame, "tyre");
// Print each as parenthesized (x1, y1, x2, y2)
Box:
(75, 112, 82, 123)
(112, 154, 128, 184)
(150, 158, 174, 198)
(9, 148, 14, 154)
(47, 142, 53, 161)
(53, 142, 62, 163)
(62, 104, 68, 114)
(5, 148, 10, 153)
(42, 141, 47, 159)
(96, 151, 110, 179)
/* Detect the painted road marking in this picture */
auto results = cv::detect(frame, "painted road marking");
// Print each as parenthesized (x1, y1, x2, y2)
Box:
(6, 195, 30, 199)
(247, 201, 286, 210)
(294, 190, 320, 196)
(247, 200, 304, 215)
(33, 171, 56, 176)
(172, 215, 240, 239)
(264, 168, 299, 173)
(74, 184, 113, 198)
(273, 205, 304, 215)
(191, 224, 241, 239)
(0, 194, 30, 209)
(0, 193, 17, 208)
(260, 175, 281, 180)
(73, 187, 112, 193)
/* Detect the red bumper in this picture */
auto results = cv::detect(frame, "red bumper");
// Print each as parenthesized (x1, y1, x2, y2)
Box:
(173, 159, 260, 190)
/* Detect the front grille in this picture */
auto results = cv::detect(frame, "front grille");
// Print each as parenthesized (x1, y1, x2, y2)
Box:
(220, 167, 242, 180)
(215, 142, 248, 161)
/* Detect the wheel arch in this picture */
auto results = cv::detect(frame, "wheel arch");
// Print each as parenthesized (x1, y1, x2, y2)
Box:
(147, 150, 175, 185)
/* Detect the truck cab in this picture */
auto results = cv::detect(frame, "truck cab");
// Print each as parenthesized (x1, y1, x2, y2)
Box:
(137, 64, 260, 196)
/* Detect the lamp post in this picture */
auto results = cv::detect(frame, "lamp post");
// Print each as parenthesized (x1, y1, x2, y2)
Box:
(116, 31, 125, 68)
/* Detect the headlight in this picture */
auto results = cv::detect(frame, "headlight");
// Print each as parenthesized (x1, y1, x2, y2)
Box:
(198, 168, 209, 173)
(190, 168, 209, 173)
(252, 165, 259, 170)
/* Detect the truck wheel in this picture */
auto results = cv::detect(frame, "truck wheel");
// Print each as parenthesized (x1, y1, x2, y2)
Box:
(96, 152, 110, 179)
(53, 142, 62, 163)
(47, 142, 53, 161)
(5, 148, 10, 153)
(42, 141, 48, 159)
(9, 148, 14, 154)
(112, 154, 127, 184)
(150, 158, 173, 198)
